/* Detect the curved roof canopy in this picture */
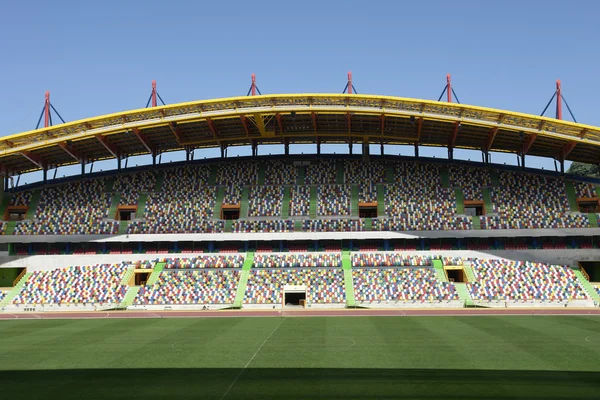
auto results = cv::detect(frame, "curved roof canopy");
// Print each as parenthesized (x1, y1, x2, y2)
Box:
(1, 93, 599, 175)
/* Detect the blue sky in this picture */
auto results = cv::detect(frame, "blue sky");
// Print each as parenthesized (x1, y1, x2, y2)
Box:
(1, 0, 599, 183)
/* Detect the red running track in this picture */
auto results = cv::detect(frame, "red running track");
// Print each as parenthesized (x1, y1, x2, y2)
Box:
(1, 308, 599, 320)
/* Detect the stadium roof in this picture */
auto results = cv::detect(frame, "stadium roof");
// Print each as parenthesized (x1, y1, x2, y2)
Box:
(1, 93, 599, 175)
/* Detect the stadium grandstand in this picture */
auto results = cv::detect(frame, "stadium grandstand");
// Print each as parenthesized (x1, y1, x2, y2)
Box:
(0, 73, 600, 313)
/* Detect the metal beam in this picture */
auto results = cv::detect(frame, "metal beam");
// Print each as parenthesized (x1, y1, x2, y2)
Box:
(346, 113, 352, 135)
(560, 141, 577, 160)
(522, 133, 538, 155)
(311, 112, 318, 135)
(168, 122, 183, 144)
(132, 128, 153, 154)
(380, 114, 385, 135)
(206, 118, 218, 138)
(240, 116, 250, 137)
(58, 142, 83, 162)
(252, 113, 269, 137)
(449, 121, 460, 148)
(20, 151, 46, 169)
(485, 127, 499, 151)
(276, 113, 284, 134)
(416, 117, 423, 142)
(95, 135, 120, 158)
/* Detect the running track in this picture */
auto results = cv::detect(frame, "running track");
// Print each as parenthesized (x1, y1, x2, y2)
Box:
(1, 308, 600, 320)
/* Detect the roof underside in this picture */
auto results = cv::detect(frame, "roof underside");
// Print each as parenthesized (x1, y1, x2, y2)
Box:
(1, 93, 599, 175)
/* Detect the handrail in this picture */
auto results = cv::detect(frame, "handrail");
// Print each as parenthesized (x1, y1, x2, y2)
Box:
(13, 268, 27, 287)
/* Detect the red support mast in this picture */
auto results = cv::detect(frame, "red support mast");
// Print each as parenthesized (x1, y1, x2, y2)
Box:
(151, 80, 157, 107)
(446, 74, 452, 103)
(251, 73, 257, 96)
(44, 91, 50, 128)
(555, 80, 562, 120)
(347, 72, 353, 95)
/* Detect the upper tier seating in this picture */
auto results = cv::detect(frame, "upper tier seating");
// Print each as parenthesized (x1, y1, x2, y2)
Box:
(162, 255, 244, 269)
(449, 166, 491, 200)
(254, 253, 342, 268)
(264, 161, 297, 185)
(290, 186, 310, 216)
(248, 186, 283, 217)
(244, 268, 345, 304)
(14, 179, 118, 235)
(353, 267, 459, 302)
(380, 162, 468, 231)
(133, 269, 239, 305)
(222, 184, 242, 205)
(13, 264, 128, 305)
(9, 191, 32, 206)
(467, 259, 588, 301)
(114, 171, 157, 205)
(318, 185, 351, 216)
(233, 220, 294, 233)
(306, 160, 337, 184)
(352, 253, 433, 267)
(573, 181, 597, 198)
(216, 162, 257, 186)
(480, 172, 589, 229)
(441, 256, 463, 266)
(344, 160, 385, 184)
(358, 183, 377, 203)
(303, 218, 363, 232)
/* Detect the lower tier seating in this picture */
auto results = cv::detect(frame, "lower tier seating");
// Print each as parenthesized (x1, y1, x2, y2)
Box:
(352, 253, 433, 267)
(162, 255, 244, 269)
(467, 259, 588, 301)
(353, 268, 458, 302)
(13, 264, 129, 305)
(254, 253, 342, 268)
(134, 270, 240, 305)
(233, 220, 294, 233)
(303, 219, 363, 232)
(244, 269, 345, 304)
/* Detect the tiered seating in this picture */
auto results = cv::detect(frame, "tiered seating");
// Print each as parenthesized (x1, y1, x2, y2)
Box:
(254, 253, 342, 268)
(290, 186, 310, 216)
(130, 165, 219, 234)
(318, 185, 351, 216)
(303, 219, 363, 232)
(133, 269, 240, 305)
(248, 186, 282, 217)
(306, 160, 337, 184)
(440, 256, 463, 266)
(162, 255, 244, 269)
(353, 268, 458, 302)
(114, 171, 156, 205)
(572, 181, 597, 198)
(216, 162, 257, 186)
(480, 172, 589, 229)
(449, 166, 491, 200)
(264, 161, 297, 185)
(344, 160, 385, 184)
(9, 191, 32, 206)
(352, 253, 433, 267)
(233, 220, 293, 233)
(14, 179, 117, 235)
(381, 162, 468, 231)
(0, 291, 5, 302)
(358, 183, 377, 203)
(467, 259, 588, 301)
(244, 269, 345, 304)
(133, 260, 156, 269)
(222, 185, 242, 205)
(13, 264, 128, 305)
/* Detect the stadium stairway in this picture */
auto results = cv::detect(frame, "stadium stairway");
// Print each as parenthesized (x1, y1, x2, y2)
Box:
(0, 195, 10, 219)
(225, 220, 233, 233)
(257, 163, 265, 185)
(483, 188, 493, 214)
(281, 187, 291, 218)
(564, 182, 579, 211)
(571, 265, 600, 302)
(233, 251, 254, 308)
(120, 266, 135, 286)
(309, 186, 318, 218)
(351, 185, 359, 217)
(0, 272, 32, 307)
(146, 262, 165, 286)
(208, 164, 218, 186)
(336, 161, 344, 184)
(440, 167, 450, 188)
(588, 213, 599, 228)
(136, 194, 148, 219)
(5, 221, 17, 235)
(596, 186, 600, 198)
(490, 171, 500, 186)
(121, 286, 141, 308)
(364, 218, 372, 231)
(154, 171, 164, 192)
(342, 250, 356, 307)
(454, 188, 465, 214)
(240, 187, 250, 218)
(109, 193, 121, 219)
(213, 187, 225, 218)
(297, 166, 306, 185)
(385, 164, 395, 183)
(454, 283, 473, 307)
(294, 220, 303, 232)
(104, 176, 116, 192)
(462, 262, 477, 283)
(118, 220, 129, 235)
(471, 216, 481, 230)
(25, 189, 41, 220)
(432, 259, 448, 282)
(376, 183, 385, 216)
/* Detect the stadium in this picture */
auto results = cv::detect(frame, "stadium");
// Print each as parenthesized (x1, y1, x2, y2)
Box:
(1, 73, 600, 399)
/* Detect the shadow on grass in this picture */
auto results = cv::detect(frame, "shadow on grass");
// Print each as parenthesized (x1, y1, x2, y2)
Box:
(2, 368, 599, 399)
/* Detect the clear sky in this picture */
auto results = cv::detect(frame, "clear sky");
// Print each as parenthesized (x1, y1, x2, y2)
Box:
(1, 0, 599, 183)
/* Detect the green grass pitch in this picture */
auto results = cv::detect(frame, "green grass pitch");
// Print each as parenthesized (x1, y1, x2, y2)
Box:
(1, 316, 599, 399)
